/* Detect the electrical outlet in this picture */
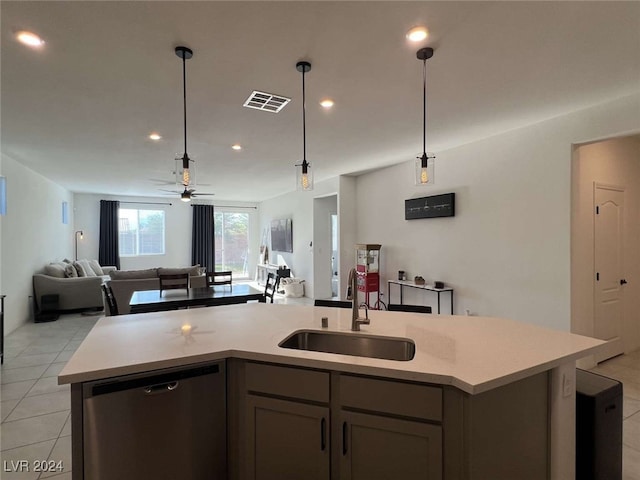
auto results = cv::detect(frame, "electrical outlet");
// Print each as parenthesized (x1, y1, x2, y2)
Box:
(562, 373, 573, 397)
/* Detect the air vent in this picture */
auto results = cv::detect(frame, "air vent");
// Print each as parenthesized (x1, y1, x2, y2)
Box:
(243, 91, 291, 113)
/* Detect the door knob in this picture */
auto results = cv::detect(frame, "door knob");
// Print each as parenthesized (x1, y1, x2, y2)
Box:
(620, 279, 628, 285)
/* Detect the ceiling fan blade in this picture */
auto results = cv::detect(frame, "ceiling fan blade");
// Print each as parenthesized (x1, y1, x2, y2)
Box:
(158, 188, 181, 193)
(192, 193, 216, 197)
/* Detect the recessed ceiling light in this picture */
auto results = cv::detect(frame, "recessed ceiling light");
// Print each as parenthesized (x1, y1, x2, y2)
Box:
(16, 31, 45, 48)
(231, 144, 242, 151)
(149, 133, 162, 141)
(319, 99, 334, 108)
(406, 26, 428, 42)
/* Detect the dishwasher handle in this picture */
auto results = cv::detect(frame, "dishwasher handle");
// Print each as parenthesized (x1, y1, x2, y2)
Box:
(144, 381, 179, 395)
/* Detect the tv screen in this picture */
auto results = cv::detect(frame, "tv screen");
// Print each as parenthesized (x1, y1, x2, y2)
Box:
(271, 219, 293, 253)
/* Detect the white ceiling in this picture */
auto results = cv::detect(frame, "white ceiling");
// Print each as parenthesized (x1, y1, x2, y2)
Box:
(2, 1, 639, 202)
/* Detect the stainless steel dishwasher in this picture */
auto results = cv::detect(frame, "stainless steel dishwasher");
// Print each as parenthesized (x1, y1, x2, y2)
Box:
(82, 361, 226, 480)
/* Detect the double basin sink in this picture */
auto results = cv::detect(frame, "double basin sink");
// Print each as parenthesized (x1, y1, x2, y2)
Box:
(279, 330, 415, 361)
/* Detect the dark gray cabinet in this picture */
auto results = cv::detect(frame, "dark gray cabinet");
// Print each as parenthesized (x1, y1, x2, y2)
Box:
(339, 410, 442, 480)
(246, 395, 330, 480)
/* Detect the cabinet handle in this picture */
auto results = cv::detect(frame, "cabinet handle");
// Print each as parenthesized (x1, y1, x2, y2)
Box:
(144, 381, 179, 395)
(321, 417, 326, 451)
(342, 421, 348, 455)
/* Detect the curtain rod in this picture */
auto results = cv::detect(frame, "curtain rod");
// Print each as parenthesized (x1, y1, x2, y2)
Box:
(191, 204, 257, 209)
(120, 201, 173, 206)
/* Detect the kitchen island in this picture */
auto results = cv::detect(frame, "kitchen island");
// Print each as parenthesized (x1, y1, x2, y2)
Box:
(60, 303, 604, 480)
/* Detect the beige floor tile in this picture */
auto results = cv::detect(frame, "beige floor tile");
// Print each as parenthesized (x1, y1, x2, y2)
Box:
(624, 445, 640, 480)
(0, 411, 68, 451)
(41, 363, 67, 379)
(53, 351, 73, 363)
(624, 412, 640, 451)
(1, 380, 37, 401)
(42, 473, 72, 480)
(59, 413, 71, 437)
(626, 397, 640, 419)
(26, 377, 70, 397)
(1, 399, 19, 422)
(0, 439, 56, 480)
(2, 354, 58, 370)
(40, 436, 72, 478)
(3, 346, 27, 358)
(21, 343, 69, 356)
(62, 341, 82, 352)
(5, 391, 70, 422)
(0, 365, 49, 385)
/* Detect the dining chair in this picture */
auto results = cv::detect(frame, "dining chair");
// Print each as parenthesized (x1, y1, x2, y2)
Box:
(206, 270, 233, 288)
(101, 283, 119, 316)
(159, 273, 190, 295)
(264, 273, 280, 304)
(313, 299, 352, 309)
(387, 303, 432, 314)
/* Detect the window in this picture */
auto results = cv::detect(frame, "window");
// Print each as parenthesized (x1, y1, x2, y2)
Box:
(215, 211, 249, 277)
(119, 208, 165, 256)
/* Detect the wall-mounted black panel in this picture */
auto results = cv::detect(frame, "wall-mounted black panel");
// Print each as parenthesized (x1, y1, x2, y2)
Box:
(405, 193, 455, 220)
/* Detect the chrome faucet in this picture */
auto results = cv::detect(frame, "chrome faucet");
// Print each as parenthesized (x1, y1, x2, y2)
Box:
(346, 268, 369, 331)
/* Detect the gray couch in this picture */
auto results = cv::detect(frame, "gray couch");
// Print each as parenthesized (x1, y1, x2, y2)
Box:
(33, 263, 116, 312)
(107, 266, 206, 315)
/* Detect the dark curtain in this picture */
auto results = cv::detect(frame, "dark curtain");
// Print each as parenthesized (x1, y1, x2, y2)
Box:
(192, 204, 215, 272)
(98, 200, 120, 269)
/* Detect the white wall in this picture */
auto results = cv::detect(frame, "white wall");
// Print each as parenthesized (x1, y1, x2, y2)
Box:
(73, 193, 258, 275)
(355, 93, 640, 331)
(258, 177, 340, 298)
(572, 135, 640, 353)
(0, 155, 74, 334)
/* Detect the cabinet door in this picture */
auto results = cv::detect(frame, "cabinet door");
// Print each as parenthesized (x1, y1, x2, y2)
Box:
(246, 395, 330, 480)
(339, 411, 442, 480)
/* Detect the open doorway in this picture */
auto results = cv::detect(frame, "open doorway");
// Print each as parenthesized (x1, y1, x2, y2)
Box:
(313, 194, 338, 300)
(571, 134, 640, 362)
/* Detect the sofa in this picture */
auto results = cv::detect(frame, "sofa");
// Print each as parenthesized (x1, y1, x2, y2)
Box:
(33, 260, 116, 313)
(108, 266, 206, 315)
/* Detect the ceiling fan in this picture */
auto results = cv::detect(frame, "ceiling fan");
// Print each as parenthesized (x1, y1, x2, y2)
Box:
(159, 45, 216, 202)
(159, 187, 215, 202)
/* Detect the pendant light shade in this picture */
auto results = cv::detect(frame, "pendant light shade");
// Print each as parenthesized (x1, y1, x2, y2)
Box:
(415, 47, 435, 186)
(295, 61, 313, 191)
(175, 46, 194, 194)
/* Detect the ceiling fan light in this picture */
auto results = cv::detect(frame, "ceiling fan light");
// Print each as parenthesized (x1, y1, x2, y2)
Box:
(181, 191, 191, 202)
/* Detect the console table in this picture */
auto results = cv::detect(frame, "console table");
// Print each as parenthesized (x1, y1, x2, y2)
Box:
(1, 295, 5, 364)
(255, 264, 291, 286)
(387, 280, 453, 314)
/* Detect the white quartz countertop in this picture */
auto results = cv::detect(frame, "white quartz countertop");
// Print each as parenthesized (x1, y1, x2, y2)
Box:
(58, 303, 605, 394)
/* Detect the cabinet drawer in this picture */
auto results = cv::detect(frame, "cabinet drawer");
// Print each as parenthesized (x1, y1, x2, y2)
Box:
(339, 375, 442, 422)
(245, 362, 329, 403)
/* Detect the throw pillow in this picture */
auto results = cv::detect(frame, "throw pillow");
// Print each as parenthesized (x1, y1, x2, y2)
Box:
(78, 259, 97, 277)
(64, 264, 78, 278)
(74, 260, 96, 277)
(88, 259, 104, 276)
(44, 264, 66, 278)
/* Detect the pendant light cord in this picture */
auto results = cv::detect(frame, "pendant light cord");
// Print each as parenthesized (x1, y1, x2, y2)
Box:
(182, 53, 188, 156)
(302, 68, 307, 163)
(422, 58, 427, 156)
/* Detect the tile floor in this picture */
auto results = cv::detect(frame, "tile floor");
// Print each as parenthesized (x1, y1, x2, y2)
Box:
(1, 309, 638, 479)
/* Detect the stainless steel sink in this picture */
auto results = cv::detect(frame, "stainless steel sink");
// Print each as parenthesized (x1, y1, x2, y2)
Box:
(279, 330, 415, 361)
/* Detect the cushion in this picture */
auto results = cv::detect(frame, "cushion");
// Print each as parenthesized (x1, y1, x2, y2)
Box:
(44, 263, 66, 278)
(88, 259, 104, 276)
(64, 264, 78, 278)
(109, 268, 159, 280)
(74, 260, 96, 277)
(157, 265, 201, 277)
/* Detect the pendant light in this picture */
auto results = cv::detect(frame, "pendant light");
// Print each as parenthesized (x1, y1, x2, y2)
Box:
(175, 46, 194, 191)
(415, 47, 435, 186)
(295, 61, 313, 191)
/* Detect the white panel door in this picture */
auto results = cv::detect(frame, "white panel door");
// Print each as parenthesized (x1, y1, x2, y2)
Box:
(594, 183, 625, 362)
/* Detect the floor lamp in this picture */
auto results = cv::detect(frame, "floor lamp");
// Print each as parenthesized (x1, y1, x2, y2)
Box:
(75, 231, 83, 261)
